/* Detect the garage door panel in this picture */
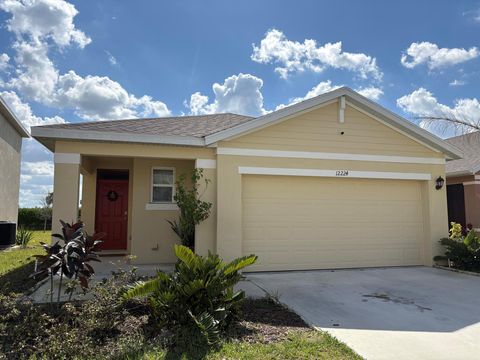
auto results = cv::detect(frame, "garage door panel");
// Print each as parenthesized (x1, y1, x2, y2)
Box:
(242, 175, 425, 271)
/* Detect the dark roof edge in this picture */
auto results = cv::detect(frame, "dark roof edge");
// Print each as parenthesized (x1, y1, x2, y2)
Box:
(0, 96, 29, 137)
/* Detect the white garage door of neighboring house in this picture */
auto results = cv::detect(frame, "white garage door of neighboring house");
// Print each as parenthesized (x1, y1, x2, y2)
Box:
(242, 175, 425, 272)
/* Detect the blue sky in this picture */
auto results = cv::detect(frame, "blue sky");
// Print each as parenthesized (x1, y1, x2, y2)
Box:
(0, 0, 479, 207)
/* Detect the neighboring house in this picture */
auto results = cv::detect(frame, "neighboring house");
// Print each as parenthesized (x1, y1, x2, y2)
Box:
(0, 96, 29, 227)
(32, 87, 461, 271)
(445, 132, 480, 229)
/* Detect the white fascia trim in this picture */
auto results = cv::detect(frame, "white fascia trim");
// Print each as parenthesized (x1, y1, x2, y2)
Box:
(145, 203, 179, 211)
(446, 170, 473, 177)
(54, 153, 81, 164)
(195, 159, 217, 169)
(218, 147, 445, 165)
(32, 127, 205, 147)
(238, 166, 432, 181)
(463, 181, 480, 186)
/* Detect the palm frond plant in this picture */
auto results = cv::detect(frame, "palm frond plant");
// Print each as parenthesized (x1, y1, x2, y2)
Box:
(31, 220, 105, 304)
(123, 245, 257, 346)
(15, 226, 34, 248)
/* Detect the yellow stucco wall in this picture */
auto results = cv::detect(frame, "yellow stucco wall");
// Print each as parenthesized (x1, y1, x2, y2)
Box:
(130, 157, 194, 264)
(0, 113, 22, 223)
(216, 103, 448, 268)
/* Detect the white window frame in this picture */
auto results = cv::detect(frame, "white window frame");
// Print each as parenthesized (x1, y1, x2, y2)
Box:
(150, 167, 176, 204)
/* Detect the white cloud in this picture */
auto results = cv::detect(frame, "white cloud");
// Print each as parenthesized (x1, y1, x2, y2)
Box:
(0, 0, 170, 121)
(463, 8, 480, 23)
(397, 88, 480, 134)
(19, 138, 54, 207)
(21, 160, 54, 176)
(275, 80, 340, 110)
(401, 42, 479, 69)
(54, 71, 170, 120)
(275, 81, 383, 110)
(0, 53, 10, 71)
(8, 40, 59, 102)
(19, 160, 54, 207)
(186, 73, 267, 117)
(105, 50, 118, 66)
(188, 75, 384, 115)
(0, 0, 91, 48)
(449, 79, 466, 86)
(0, 90, 65, 131)
(251, 29, 382, 80)
(356, 87, 384, 101)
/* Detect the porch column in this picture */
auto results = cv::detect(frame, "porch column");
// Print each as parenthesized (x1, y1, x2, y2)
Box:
(463, 181, 480, 229)
(51, 153, 81, 237)
(194, 159, 217, 256)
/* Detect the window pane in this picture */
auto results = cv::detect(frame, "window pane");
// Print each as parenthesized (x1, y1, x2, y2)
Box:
(153, 169, 173, 185)
(152, 186, 173, 202)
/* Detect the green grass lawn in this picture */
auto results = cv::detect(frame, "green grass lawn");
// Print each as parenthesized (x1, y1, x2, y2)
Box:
(136, 331, 360, 360)
(0, 230, 51, 294)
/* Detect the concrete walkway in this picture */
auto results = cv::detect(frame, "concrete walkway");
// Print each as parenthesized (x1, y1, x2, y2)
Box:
(247, 267, 480, 360)
(30, 257, 172, 303)
(29, 256, 265, 303)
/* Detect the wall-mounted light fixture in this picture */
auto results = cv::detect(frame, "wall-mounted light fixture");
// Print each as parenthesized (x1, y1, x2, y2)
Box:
(435, 176, 445, 190)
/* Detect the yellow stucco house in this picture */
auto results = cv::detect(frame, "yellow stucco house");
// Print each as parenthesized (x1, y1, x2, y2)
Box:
(0, 96, 29, 240)
(32, 87, 462, 271)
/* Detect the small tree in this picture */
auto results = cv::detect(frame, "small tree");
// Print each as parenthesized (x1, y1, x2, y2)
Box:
(418, 115, 480, 135)
(39, 192, 53, 231)
(167, 169, 212, 249)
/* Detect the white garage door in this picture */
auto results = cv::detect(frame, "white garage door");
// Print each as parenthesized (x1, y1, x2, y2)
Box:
(242, 175, 425, 271)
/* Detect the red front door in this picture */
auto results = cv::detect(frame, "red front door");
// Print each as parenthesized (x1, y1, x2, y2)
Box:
(95, 179, 128, 250)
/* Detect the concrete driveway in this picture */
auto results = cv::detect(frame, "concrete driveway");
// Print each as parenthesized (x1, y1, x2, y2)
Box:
(247, 267, 480, 360)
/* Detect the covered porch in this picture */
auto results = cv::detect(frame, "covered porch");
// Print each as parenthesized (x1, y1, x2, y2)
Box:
(51, 142, 217, 264)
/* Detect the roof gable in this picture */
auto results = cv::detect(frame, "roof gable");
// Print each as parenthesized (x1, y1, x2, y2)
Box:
(223, 102, 443, 158)
(206, 87, 462, 160)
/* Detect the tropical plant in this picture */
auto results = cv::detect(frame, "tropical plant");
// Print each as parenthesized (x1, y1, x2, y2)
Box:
(15, 226, 34, 248)
(31, 220, 105, 303)
(434, 222, 480, 271)
(167, 168, 212, 248)
(123, 245, 257, 345)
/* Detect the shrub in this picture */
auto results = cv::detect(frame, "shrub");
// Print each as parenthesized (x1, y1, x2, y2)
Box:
(167, 168, 212, 248)
(15, 226, 34, 248)
(123, 245, 257, 346)
(18, 207, 51, 230)
(434, 222, 480, 271)
(31, 220, 105, 303)
(0, 269, 157, 360)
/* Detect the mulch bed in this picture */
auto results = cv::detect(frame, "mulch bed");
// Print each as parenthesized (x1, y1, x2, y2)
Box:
(228, 298, 311, 344)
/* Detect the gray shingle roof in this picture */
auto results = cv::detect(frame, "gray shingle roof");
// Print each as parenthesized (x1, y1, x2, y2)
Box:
(39, 113, 254, 138)
(445, 132, 480, 176)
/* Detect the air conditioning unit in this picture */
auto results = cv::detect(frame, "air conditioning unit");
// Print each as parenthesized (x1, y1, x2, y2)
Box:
(0, 222, 16, 248)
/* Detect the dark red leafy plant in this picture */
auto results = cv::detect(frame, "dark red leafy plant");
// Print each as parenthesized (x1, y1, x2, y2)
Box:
(31, 220, 105, 304)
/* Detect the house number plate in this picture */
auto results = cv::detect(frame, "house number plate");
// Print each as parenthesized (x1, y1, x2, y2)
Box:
(335, 170, 349, 176)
